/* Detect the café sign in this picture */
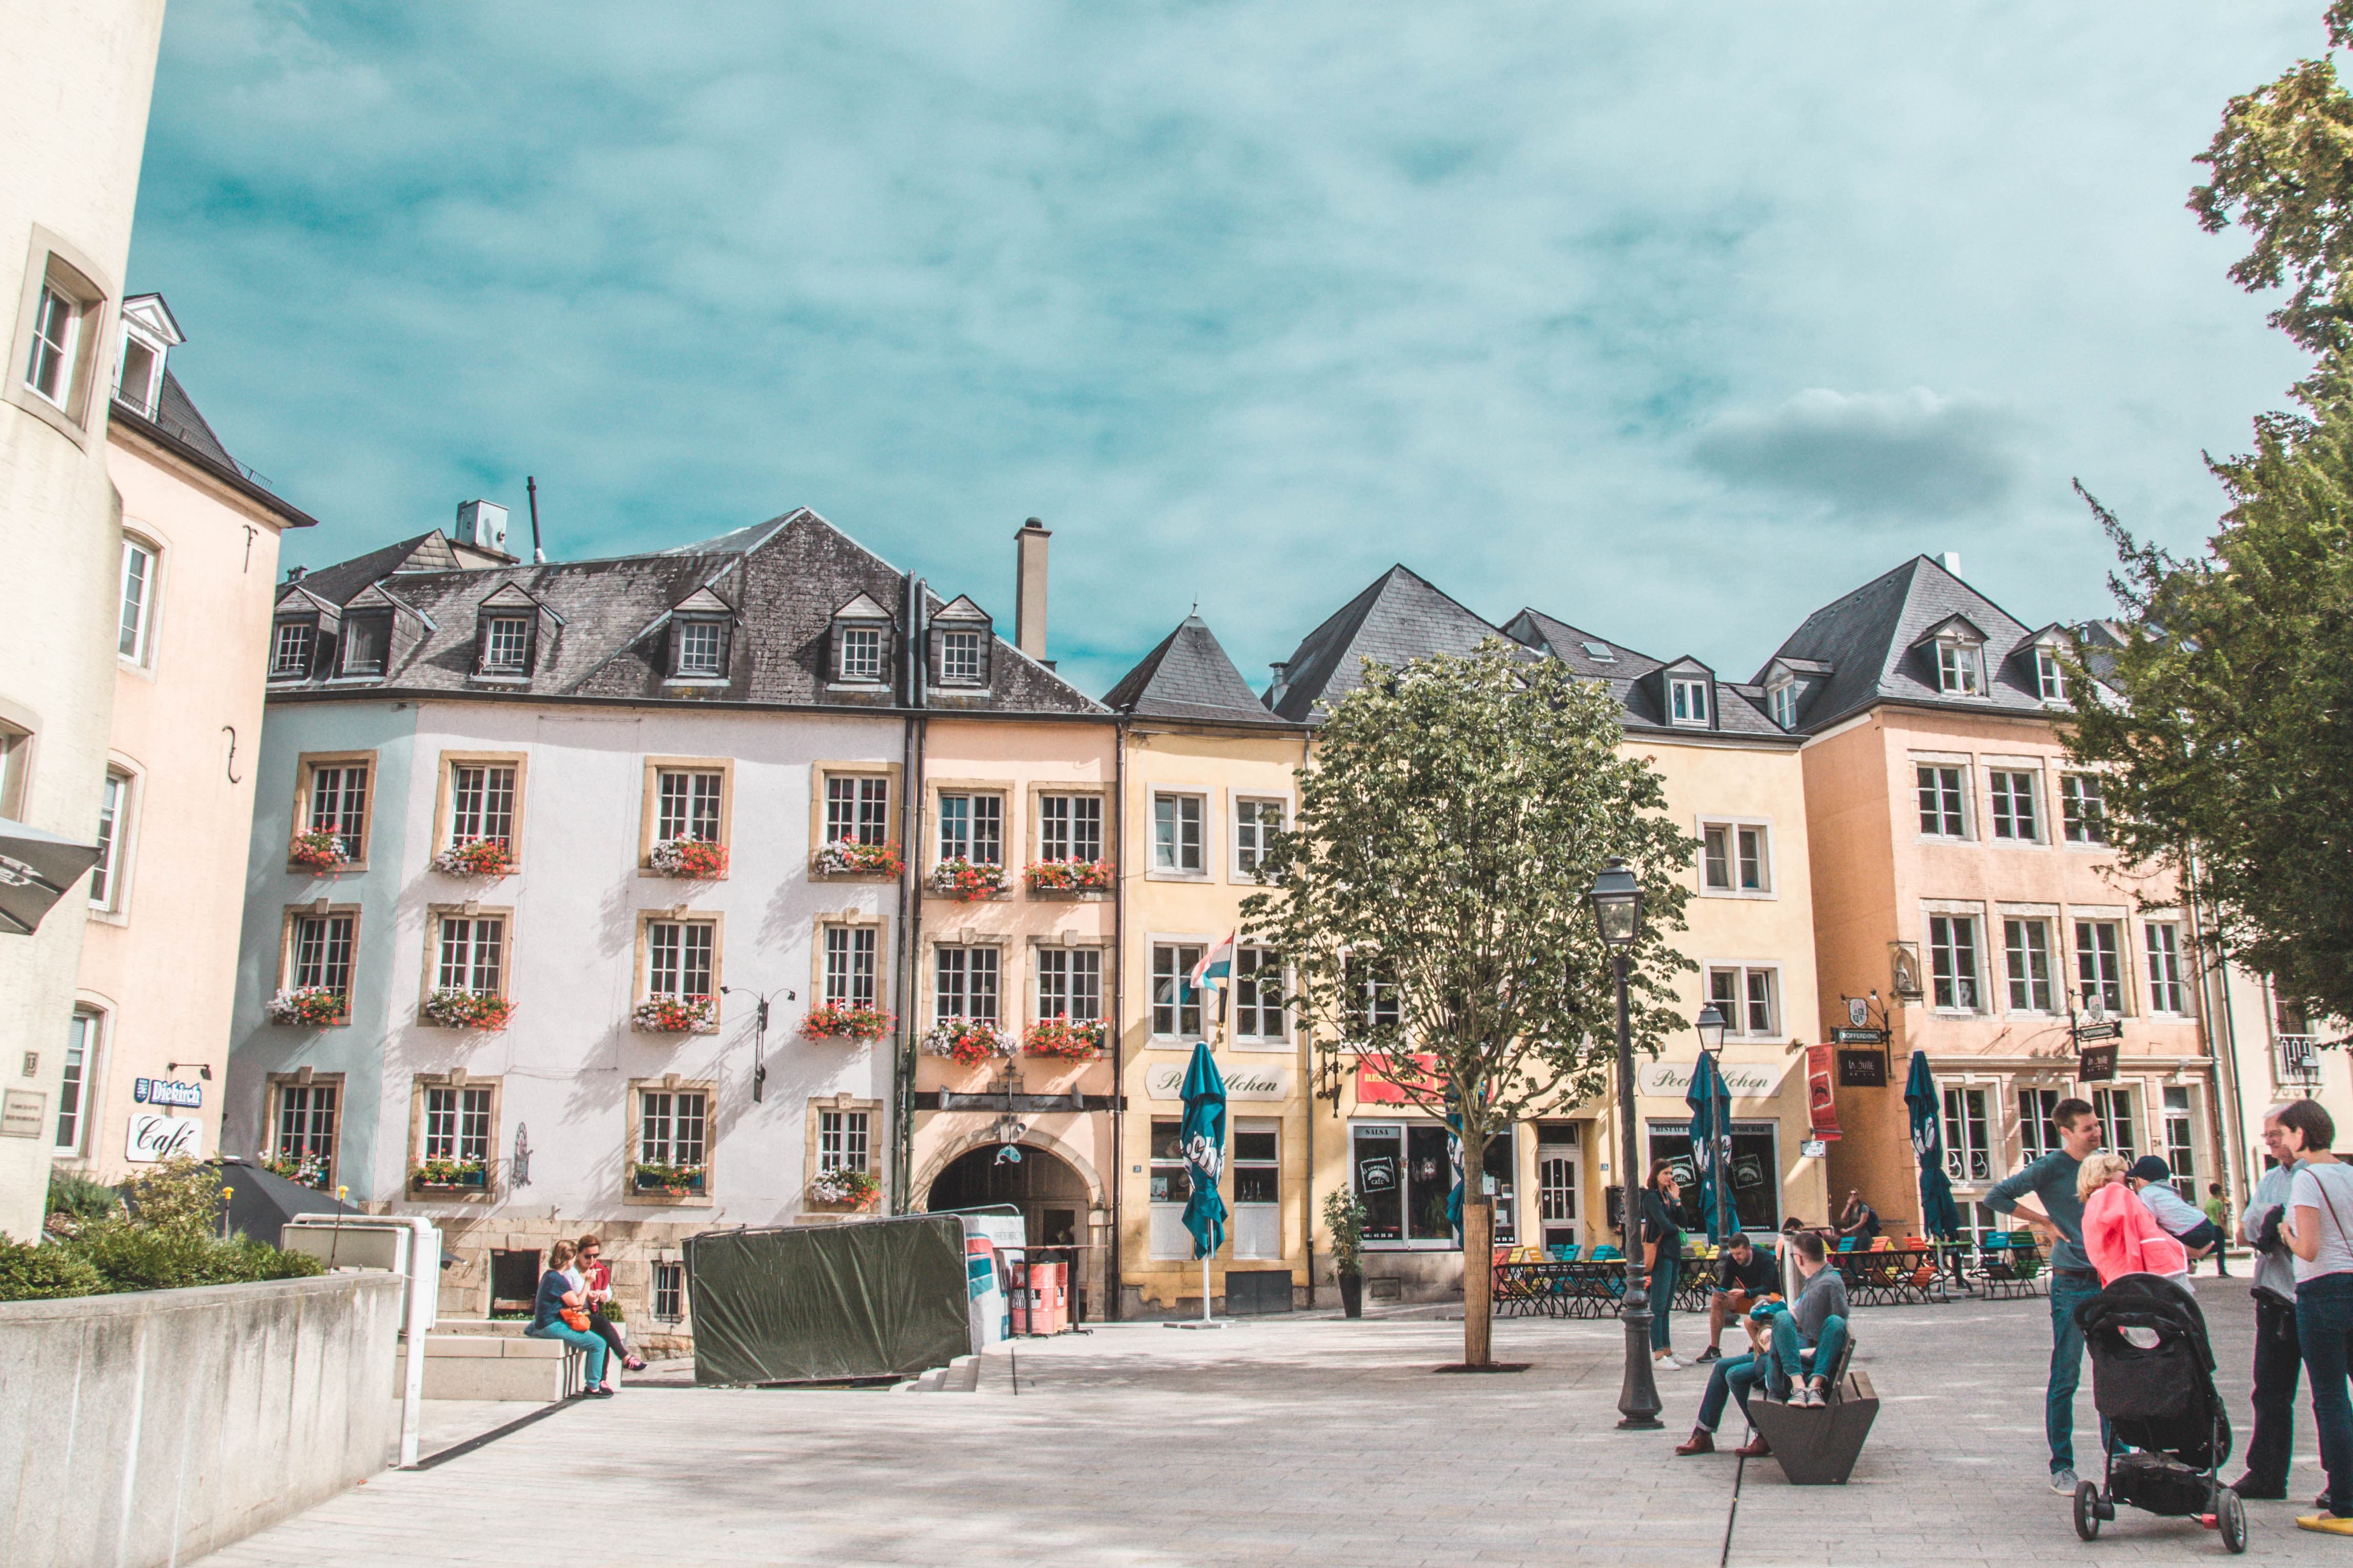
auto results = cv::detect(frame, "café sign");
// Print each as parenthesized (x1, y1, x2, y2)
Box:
(1636, 1058, 1789, 1101)
(125, 1112, 205, 1163)
(1144, 1062, 1292, 1102)
(133, 1077, 204, 1109)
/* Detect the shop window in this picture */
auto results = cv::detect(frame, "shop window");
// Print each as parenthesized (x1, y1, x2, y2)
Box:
(1149, 943, 1203, 1038)
(1149, 1118, 1195, 1259)
(1942, 1086, 1992, 1181)
(1644, 1121, 1780, 1233)
(1350, 1122, 1456, 1246)
(1232, 1123, 1280, 1260)
(1479, 1127, 1517, 1245)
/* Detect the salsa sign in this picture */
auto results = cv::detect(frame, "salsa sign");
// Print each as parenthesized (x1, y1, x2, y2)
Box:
(125, 1112, 204, 1163)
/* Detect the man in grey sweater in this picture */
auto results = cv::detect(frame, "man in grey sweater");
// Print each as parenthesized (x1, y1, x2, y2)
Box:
(1986, 1096, 2104, 1495)
(1759, 1229, 1850, 1407)
(2231, 1106, 2308, 1501)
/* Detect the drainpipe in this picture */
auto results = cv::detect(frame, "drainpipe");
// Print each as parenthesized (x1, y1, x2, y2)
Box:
(891, 574, 929, 1209)
(1299, 726, 1315, 1311)
(1107, 718, 1127, 1322)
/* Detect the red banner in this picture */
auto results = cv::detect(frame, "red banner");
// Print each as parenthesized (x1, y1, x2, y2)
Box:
(1356, 1054, 1441, 1105)
(1806, 1045, 1842, 1141)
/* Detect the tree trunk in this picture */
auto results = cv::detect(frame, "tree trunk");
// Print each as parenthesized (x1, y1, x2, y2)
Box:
(1462, 1197, 1494, 1367)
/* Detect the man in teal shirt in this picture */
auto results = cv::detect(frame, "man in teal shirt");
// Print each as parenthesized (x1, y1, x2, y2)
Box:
(1987, 1096, 2105, 1494)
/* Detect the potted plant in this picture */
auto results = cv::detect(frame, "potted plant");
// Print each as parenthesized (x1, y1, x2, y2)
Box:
(928, 856, 1008, 901)
(632, 1160, 707, 1196)
(1325, 1188, 1368, 1319)
(431, 838, 517, 877)
(288, 828, 348, 871)
(922, 1016, 1013, 1065)
(648, 837, 729, 879)
(264, 986, 346, 1027)
(632, 994, 715, 1033)
(810, 1167, 881, 1207)
(1022, 1015, 1105, 1059)
(420, 988, 515, 1030)
(812, 840, 903, 879)
(264, 1151, 332, 1190)
(411, 1157, 488, 1191)
(800, 1001, 895, 1042)
(1025, 857, 1115, 895)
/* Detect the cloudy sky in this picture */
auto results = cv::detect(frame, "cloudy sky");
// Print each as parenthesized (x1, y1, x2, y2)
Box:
(130, 3, 2320, 699)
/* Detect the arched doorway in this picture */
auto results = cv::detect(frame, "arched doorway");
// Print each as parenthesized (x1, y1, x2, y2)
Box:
(925, 1142, 1089, 1248)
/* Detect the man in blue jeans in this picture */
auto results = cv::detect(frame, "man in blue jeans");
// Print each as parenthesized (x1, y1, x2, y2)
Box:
(1675, 1231, 1847, 1455)
(1987, 1097, 2105, 1494)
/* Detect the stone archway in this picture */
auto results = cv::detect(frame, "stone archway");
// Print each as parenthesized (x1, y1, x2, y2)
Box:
(924, 1142, 1091, 1248)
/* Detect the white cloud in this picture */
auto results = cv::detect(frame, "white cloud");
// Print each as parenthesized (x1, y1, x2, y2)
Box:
(1694, 388, 2024, 519)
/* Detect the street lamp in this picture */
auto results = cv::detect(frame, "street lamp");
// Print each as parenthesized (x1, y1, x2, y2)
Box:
(1693, 1002, 1731, 1247)
(1587, 856, 1661, 1431)
(719, 985, 792, 1102)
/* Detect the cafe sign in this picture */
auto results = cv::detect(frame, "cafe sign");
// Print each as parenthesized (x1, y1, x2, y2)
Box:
(1145, 1062, 1292, 1102)
(125, 1112, 205, 1164)
(133, 1077, 203, 1109)
(1636, 1058, 1789, 1101)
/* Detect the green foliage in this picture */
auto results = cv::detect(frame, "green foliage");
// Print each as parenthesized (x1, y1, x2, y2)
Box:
(0, 1238, 107, 1300)
(46, 1169, 123, 1223)
(1322, 1189, 1368, 1277)
(0, 1158, 325, 1301)
(1243, 641, 1698, 1165)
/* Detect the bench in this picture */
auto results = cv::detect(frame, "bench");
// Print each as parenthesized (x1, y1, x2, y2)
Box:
(417, 1333, 588, 1402)
(1743, 1334, 1879, 1486)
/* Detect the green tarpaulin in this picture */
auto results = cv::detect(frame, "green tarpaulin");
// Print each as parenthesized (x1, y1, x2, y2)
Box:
(683, 1215, 973, 1386)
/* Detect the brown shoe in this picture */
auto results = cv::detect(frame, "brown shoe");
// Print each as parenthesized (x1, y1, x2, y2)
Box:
(1733, 1435, 1772, 1458)
(1675, 1428, 1715, 1456)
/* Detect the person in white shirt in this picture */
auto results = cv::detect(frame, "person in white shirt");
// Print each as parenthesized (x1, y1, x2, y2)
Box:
(2231, 1106, 2307, 1502)
(2277, 1099, 2353, 1536)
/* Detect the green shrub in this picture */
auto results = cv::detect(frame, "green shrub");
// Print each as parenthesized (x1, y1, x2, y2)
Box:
(0, 1238, 107, 1301)
(120, 1156, 231, 1238)
(70, 1223, 324, 1293)
(46, 1169, 123, 1223)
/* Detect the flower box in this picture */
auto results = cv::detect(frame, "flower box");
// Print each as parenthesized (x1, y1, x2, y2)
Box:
(1023, 1015, 1107, 1059)
(1026, 858, 1114, 895)
(265, 986, 346, 1027)
(633, 994, 716, 1033)
(265, 1153, 332, 1190)
(432, 839, 517, 878)
(800, 1001, 894, 1042)
(928, 857, 1008, 901)
(810, 1167, 881, 1206)
(923, 1016, 1014, 1065)
(288, 829, 349, 871)
(649, 837, 729, 879)
(421, 988, 515, 1030)
(410, 1159, 488, 1193)
(812, 840, 903, 879)
(632, 1161, 707, 1197)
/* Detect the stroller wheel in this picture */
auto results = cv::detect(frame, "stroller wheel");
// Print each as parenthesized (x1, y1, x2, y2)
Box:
(2074, 1481, 2102, 1542)
(2218, 1488, 2248, 1554)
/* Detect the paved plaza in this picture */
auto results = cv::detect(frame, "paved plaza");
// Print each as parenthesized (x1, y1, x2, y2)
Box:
(195, 1277, 2336, 1567)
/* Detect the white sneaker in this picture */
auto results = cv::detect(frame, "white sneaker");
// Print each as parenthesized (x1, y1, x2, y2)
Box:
(1655, 1354, 1683, 1371)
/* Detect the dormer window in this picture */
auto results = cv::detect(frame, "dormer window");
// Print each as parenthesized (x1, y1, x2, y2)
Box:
(672, 619, 728, 678)
(841, 626, 882, 681)
(481, 615, 531, 674)
(941, 631, 982, 683)
(1935, 638, 1984, 696)
(1669, 676, 1710, 726)
(2034, 645, 2068, 702)
(270, 621, 316, 679)
(111, 295, 182, 421)
(1769, 680, 1797, 729)
(339, 614, 390, 677)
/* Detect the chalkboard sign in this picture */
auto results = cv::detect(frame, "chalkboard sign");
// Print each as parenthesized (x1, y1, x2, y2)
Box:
(1836, 1049, 1888, 1088)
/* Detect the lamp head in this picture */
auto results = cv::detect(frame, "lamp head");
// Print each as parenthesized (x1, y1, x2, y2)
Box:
(1694, 1002, 1728, 1052)
(1586, 856, 1642, 947)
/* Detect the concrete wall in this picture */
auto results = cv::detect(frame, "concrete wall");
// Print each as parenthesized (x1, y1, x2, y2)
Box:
(0, 1271, 403, 1568)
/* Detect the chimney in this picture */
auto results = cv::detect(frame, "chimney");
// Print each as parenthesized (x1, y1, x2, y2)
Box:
(1014, 517, 1050, 660)
(1939, 551, 1963, 578)
(455, 499, 509, 554)
(286, 565, 306, 582)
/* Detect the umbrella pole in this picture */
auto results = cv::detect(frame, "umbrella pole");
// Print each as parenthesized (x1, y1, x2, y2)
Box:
(1203, 1251, 1211, 1323)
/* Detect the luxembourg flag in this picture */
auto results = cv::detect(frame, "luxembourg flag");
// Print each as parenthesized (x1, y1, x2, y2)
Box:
(1188, 933, 1236, 994)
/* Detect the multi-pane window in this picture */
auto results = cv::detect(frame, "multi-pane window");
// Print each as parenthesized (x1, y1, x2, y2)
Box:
(2019, 1088, 2060, 1161)
(1039, 794, 1103, 862)
(839, 626, 883, 681)
(2035, 646, 2068, 702)
(1151, 793, 1204, 873)
(1701, 823, 1769, 892)
(674, 620, 724, 676)
(25, 280, 81, 407)
(118, 540, 155, 661)
(824, 925, 878, 1007)
(1917, 765, 1967, 838)
(423, 1085, 493, 1163)
(941, 631, 982, 683)
(339, 614, 389, 676)
(2163, 1087, 2196, 1189)
(2075, 921, 2124, 1015)
(651, 1259, 686, 1322)
(449, 763, 518, 849)
(276, 1083, 338, 1173)
(819, 1109, 870, 1173)
(2061, 774, 2108, 844)
(656, 769, 723, 843)
(640, 1090, 707, 1167)
(481, 616, 530, 673)
(291, 912, 356, 997)
(938, 792, 1003, 864)
(1769, 683, 1798, 728)
(1150, 943, 1204, 1037)
(825, 776, 890, 845)
(934, 945, 1000, 1022)
(1988, 770, 2038, 842)
(308, 762, 369, 856)
(1708, 966, 1780, 1036)
(1037, 948, 1103, 1022)
(2003, 919, 2055, 1013)
(1234, 1128, 1278, 1205)
(270, 621, 315, 678)
(1942, 1086, 1992, 1181)
(1150, 1119, 1192, 1207)
(2093, 1087, 2136, 1157)
(1234, 799, 1283, 876)
(1669, 677, 1710, 725)
(1929, 914, 1979, 1011)
(646, 920, 715, 999)
(2145, 923, 2187, 1014)
(89, 771, 125, 909)
(56, 1010, 96, 1153)
(1233, 946, 1285, 1041)
(1344, 955, 1402, 1037)
(437, 914, 505, 994)
(1935, 639, 1983, 695)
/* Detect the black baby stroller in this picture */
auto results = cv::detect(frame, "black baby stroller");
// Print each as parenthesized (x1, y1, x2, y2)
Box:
(2071, 1273, 2247, 1553)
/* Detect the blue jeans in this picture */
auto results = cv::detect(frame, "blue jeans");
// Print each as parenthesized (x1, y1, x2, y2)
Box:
(2298, 1272, 2353, 1517)
(528, 1318, 609, 1388)
(1698, 1350, 1768, 1432)
(1650, 1252, 1679, 1352)
(1765, 1309, 1848, 1392)
(2047, 1270, 2109, 1474)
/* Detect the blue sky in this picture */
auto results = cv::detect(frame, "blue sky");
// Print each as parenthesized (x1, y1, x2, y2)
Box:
(131, 2, 2320, 699)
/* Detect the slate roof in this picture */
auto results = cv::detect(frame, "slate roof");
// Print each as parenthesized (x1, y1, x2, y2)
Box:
(1264, 566, 1513, 721)
(1756, 554, 2081, 733)
(1104, 615, 1294, 725)
(149, 371, 237, 470)
(270, 508, 1103, 715)
(107, 372, 319, 529)
(1501, 608, 1787, 739)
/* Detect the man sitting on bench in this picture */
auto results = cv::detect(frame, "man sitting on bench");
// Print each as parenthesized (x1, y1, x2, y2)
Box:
(1698, 1231, 1782, 1363)
(1756, 1230, 1850, 1407)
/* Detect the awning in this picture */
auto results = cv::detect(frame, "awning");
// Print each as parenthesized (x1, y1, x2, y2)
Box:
(0, 817, 101, 936)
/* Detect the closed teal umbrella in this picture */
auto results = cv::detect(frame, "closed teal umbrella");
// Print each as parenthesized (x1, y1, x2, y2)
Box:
(1685, 1051, 1736, 1243)
(1179, 1042, 1228, 1322)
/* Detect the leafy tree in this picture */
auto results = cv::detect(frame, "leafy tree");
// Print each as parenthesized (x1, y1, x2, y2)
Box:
(1243, 642, 1695, 1367)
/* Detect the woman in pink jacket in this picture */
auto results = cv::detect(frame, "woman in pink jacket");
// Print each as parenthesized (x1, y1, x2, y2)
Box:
(2079, 1153, 2191, 1284)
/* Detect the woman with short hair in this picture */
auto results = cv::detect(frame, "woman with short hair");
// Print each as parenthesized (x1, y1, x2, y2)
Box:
(2279, 1098, 2353, 1535)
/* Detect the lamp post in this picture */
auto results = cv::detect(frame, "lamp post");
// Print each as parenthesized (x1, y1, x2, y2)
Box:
(1587, 855, 1661, 1431)
(1694, 1001, 1730, 1244)
(718, 985, 791, 1103)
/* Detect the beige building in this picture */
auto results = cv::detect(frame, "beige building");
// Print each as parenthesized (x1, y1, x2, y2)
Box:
(56, 297, 315, 1183)
(0, 0, 170, 1239)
